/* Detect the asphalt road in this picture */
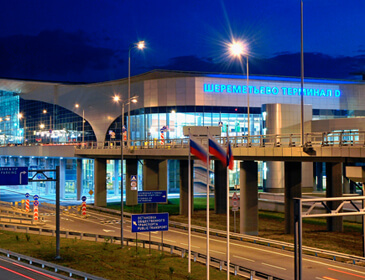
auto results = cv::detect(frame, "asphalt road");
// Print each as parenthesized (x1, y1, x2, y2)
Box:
(36, 207, 365, 280)
(0, 255, 64, 280)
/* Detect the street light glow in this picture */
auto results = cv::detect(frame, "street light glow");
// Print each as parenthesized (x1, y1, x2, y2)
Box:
(18, 113, 23, 119)
(113, 95, 120, 103)
(137, 41, 145, 50)
(229, 40, 247, 57)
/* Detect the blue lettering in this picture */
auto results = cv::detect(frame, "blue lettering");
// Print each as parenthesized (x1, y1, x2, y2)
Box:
(320, 90, 325, 96)
(232, 85, 241, 93)
(326, 89, 332, 96)
(306, 89, 313, 96)
(335, 90, 341, 97)
(204, 84, 214, 92)
(314, 89, 320, 96)
(266, 87, 271, 94)
(227, 85, 232, 93)
(242, 85, 247, 94)
(287, 87, 293, 95)
(282, 87, 287, 95)
(214, 85, 220, 93)
(254, 86, 259, 94)
(292, 88, 298, 96)
(260, 86, 265, 94)
(248, 86, 254, 94)
(220, 85, 226, 92)
(272, 87, 279, 95)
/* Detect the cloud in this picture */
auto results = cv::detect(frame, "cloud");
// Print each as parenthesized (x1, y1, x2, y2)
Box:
(0, 30, 119, 82)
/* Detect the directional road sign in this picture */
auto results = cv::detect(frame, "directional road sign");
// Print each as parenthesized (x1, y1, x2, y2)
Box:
(130, 175, 137, 191)
(33, 195, 39, 201)
(131, 213, 169, 233)
(25, 193, 30, 198)
(138, 190, 167, 204)
(82, 196, 87, 202)
(0, 167, 28, 185)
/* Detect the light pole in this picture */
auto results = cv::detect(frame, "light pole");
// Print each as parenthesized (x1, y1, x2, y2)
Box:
(75, 104, 85, 144)
(228, 40, 250, 136)
(300, 0, 305, 147)
(128, 41, 145, 147)
(114, 95, 138, 248)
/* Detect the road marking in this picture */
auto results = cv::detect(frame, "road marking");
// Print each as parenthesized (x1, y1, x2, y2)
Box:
(323, 277, 338, 280)
(315, 277, 326, 280)
(180, 243, 199, 248)
(163, 239, 176, 243)
(210, 249, 225, 255)
(232, 255, 255, 262)
(328, 267, 365, 279)
(262, 262, 286, 270)
(305, 258, 365, 276)
(103, 229, 115, 232)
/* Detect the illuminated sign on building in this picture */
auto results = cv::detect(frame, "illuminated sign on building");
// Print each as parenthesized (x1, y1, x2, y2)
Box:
(203, 84, 341, 97)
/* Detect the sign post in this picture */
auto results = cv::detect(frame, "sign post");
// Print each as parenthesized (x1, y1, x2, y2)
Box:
(33, 195, 39, 221)
(25, 193, 30, 212)
(231, 192, 240, 233)
(137, 190, 167, 204)
(81, 196, 87, 216)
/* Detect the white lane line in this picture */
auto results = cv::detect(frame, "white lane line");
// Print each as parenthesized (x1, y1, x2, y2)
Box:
(262, 262, 286, 271)
(304, 258, 365, 276)
(232, 255, 255, 262)
(210, 249, 225, 255)
(180, 243, 200, 248)
(315, 277, 326, 280)
(163, 239, 176, 243)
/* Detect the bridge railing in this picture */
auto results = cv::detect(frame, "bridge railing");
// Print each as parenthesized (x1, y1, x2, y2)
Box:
(76, 130, 365, 150)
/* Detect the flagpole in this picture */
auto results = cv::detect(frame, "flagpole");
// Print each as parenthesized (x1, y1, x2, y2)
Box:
(188, 128, 192, 274)
(226, 125, 230, 280)
(206, 127, 210, 280)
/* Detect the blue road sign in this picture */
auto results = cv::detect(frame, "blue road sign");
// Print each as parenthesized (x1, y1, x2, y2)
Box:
(33, 195, 39, 201)
(33, 200, 39, 206)
(81, 196, 87, 202)
(0, 167, 28, 186)
(130, 175, 137, 181)
(25, 193, 30, 198)
(131, 213, 169, 233)
(138, 190, 167, 204)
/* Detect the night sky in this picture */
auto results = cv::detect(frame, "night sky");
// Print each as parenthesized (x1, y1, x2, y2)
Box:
(1, 0, 364, 83)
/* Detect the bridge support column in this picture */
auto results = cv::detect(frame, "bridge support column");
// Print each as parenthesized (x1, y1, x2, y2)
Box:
(315, 162, 324, 192)
(285, 161, 302, 234)
(94, 158, 107, 207)
(240, 161, 258, 235)
(126, 159, 138, 206)
(143, 159, 168, 213)
(214, 160, 227, 214)
(326, 162, 343, 232)
(180, 160, 194, 216)
(76, 159, 82, 200)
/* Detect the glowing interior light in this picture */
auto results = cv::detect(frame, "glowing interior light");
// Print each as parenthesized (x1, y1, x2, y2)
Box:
(137, 41, 145, 49)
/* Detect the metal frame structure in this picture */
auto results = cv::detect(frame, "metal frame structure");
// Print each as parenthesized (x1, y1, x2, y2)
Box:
(294, 196, 365, 280)
(29, 167, 60, 259)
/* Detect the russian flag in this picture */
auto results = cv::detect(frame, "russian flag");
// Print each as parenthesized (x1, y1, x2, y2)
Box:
(227, 141, 234, 170)
(190, 137, 208, 163)
(208, 136, 227, 166)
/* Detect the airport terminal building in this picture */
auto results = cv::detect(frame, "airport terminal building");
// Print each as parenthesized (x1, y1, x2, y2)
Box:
(0, 70, 364, 202)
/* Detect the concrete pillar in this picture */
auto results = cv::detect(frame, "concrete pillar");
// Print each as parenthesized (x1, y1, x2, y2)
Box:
(302, 162, 314, 192)
(94, 158, 107, 207)
(76, 159, 82, 200)
(59, 159, 66, 200)
(240, 161, 258, 235)
(214, 160, 227, 214)
(266, 161, 284, 193)
(284, 161, 302, 234)
(143, 159, 167, 213)
(179, 160, 194, 216)
(126, 159, 138, 206)
(326, 162, 343, 232)
(113, 160, 119, 196)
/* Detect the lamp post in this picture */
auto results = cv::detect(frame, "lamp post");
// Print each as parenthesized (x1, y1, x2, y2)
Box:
(300, 0, 305, 147)
(229, 40, 250, 136)
(75, 104, 85, 144)
(113, 95, 138, 248)
(128, 41, 145, 147)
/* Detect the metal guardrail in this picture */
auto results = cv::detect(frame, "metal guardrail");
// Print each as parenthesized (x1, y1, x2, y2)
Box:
(75, 130, 365, 151)
(88, 206, 365, 265)
(0, 223, 282, 280)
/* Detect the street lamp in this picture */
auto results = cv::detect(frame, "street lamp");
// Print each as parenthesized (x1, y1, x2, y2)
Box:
(128, 40, 145, 147)
(75, 104, 85, 144)
(113, 95, 139, 248)
(228, 40, 250, 137)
